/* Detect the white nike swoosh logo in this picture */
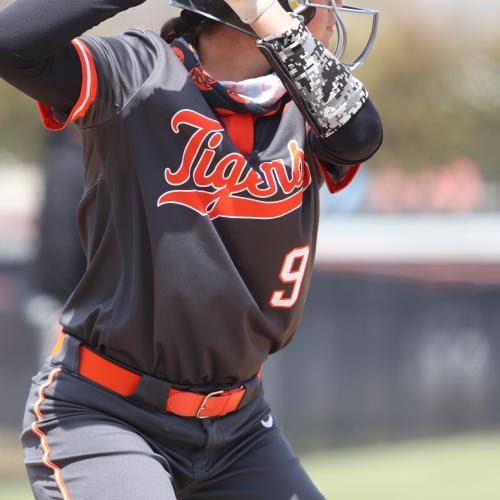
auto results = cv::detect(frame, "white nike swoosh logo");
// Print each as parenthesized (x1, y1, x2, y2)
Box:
(261, 414, 274, 428)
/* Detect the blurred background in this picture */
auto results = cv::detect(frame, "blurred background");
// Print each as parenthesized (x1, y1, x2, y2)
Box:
(1, 0, 499, 498)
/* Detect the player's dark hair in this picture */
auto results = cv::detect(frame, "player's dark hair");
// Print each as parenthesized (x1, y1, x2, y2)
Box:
(160, 9, 214, 43)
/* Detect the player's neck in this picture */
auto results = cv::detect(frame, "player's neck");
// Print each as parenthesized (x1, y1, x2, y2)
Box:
(197, 25, 271, 82)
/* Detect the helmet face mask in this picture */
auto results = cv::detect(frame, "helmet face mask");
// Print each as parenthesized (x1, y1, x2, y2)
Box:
(168, 0, 379, 70)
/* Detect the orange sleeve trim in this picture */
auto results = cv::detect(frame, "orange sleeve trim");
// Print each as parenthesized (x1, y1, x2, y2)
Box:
(315, 153, 362, 194)
(31, 367, 72, 500)
(37, 38, 98, 131)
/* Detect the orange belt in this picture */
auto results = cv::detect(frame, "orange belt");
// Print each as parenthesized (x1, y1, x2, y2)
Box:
(52, 332, 258, 419)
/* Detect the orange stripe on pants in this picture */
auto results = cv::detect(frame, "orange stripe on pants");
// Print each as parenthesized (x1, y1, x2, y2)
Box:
(31, 367, 72, 500)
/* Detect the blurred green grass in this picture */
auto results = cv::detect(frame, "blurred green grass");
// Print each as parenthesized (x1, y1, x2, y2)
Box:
(0, 479, 32, 500)
(2, 432, 500, 499)
(303, 433, 500, 500)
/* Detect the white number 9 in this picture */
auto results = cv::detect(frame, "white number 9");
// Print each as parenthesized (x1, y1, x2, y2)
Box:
(270, 245, 311, 309)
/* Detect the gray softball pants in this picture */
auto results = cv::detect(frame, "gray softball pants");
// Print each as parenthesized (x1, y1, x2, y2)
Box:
(21, 352, 325, 499)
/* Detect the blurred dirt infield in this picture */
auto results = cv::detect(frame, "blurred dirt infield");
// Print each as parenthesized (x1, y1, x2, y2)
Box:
(2, 431, 500, 500)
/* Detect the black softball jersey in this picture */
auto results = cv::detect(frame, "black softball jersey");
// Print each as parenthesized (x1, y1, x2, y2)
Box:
(0, 0, 382, 385)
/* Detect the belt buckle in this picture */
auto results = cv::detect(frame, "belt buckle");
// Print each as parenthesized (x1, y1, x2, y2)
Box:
(196, 390, 225, 419)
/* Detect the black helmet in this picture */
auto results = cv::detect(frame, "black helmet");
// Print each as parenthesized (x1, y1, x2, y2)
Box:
(168, 1, 379, 70)
(169, 1, 316, 37)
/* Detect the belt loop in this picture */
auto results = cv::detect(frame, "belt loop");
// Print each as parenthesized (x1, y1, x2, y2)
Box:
(51, 332, 81, 374)
(130, 373, 172, 411)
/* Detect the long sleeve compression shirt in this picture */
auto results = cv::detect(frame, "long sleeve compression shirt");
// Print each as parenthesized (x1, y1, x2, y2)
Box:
(0, 0, 382, 167)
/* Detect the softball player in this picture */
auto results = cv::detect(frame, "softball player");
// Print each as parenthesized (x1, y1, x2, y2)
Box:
(0, 0, 382, 497)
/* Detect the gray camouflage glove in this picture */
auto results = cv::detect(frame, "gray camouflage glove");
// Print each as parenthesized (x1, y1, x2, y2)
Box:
(256, 16, 368, 137)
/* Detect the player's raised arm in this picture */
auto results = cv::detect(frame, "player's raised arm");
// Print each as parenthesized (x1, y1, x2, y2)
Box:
(0, 0, 145, 114)
(226, 0, 382, 191)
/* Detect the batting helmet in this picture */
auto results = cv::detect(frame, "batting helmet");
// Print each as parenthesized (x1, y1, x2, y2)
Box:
(169, 0, 379, 70)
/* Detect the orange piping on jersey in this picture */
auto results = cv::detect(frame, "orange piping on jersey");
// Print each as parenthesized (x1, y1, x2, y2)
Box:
(50, 329, 65, 358)
(314, 153, 362, 194)
(37, 38, 98, 131)
(171, 47, 185, 64)
(31, 367, 72, 500)
(216, 112, 255, 155)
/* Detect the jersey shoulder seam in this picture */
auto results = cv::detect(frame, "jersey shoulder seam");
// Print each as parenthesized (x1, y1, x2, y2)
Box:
(78, 28, 161, 131)
(116, 29, 162, 117)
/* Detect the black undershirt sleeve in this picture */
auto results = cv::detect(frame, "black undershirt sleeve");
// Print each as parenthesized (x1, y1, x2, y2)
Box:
(0, 0, 145, 112)
(0, 0, 382, 168)
(312, 98, 383, 168)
